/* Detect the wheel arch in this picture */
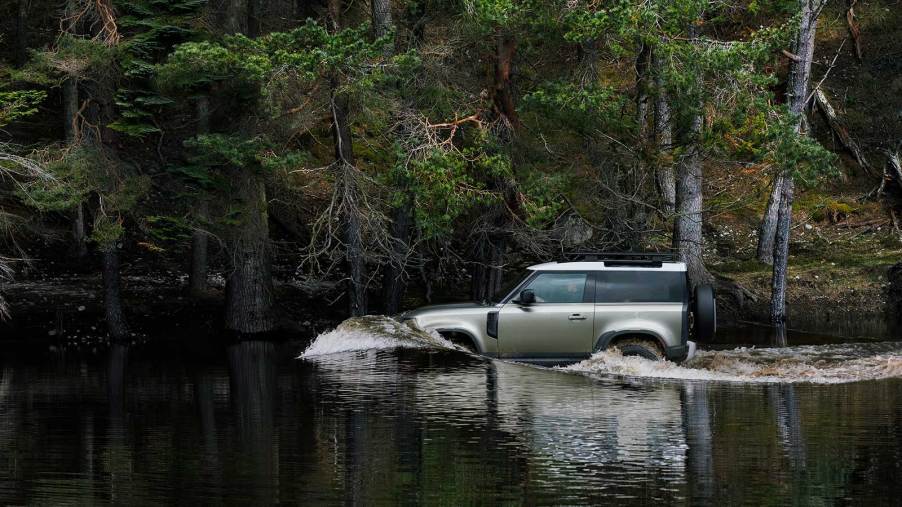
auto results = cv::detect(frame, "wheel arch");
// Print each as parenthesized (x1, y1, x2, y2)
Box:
(435, 328, 482, 353)
(595, 330, 667, 355)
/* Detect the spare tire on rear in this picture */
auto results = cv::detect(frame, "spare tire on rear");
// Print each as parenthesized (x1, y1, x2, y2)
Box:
(693, 284, 716, 343)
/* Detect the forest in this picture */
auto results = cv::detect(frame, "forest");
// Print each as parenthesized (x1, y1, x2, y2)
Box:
(0, 0, 900, 339)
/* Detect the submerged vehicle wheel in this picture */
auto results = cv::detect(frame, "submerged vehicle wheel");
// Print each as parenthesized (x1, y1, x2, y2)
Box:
(614, 338, 665, 361)
(440, 331, 478, 353)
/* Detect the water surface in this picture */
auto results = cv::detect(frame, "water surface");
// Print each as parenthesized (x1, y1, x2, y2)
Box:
(1, 320, 901, 504)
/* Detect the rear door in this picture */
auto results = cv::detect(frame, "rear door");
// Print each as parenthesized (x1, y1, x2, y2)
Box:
(498, 271, 595, 361)
(592, 270, 687, 351)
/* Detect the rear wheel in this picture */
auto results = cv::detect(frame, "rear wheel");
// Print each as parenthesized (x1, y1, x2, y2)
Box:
(613, 338, 665, 361)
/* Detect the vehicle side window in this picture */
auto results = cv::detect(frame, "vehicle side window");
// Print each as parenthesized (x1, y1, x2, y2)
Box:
(595, 271, 687, 303)
(523, 273, 588, 303)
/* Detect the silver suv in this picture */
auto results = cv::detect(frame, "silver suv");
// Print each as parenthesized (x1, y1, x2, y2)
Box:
(400, 253, 716, 364)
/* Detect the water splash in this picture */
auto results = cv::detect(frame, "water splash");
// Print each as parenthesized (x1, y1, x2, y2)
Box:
(299, 316, 458, 358)
(564, 342, 902, 384)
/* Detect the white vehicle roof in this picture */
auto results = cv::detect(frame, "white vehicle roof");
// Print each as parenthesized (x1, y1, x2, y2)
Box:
(527, 261, 687, 272)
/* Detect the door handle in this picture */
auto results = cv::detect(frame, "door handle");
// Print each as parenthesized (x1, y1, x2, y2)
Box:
(568, 314, 587, 321)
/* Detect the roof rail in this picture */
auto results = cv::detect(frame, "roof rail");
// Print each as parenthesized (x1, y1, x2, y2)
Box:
(561, 251, 680, 262)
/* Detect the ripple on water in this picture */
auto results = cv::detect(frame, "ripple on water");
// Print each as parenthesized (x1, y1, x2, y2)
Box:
(301, 316, 902, 384)
(564, 342, 902, 384)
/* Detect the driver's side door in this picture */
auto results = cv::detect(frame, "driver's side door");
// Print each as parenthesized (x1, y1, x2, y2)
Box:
(498, 271, 595, 361)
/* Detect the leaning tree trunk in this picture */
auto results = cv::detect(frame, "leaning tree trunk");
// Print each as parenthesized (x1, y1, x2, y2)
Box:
(673, 112, 713, 289)
(770, 0, 823, 331)
(101, 246, 129, 340)
(224, 169, 275, 333)
(189, 95, 210, 297)
(653, 49, 676, 215)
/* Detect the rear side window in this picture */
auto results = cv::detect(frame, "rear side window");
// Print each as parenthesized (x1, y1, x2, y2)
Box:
(595, 271, 687, 303)
(523, 272, 589, 303)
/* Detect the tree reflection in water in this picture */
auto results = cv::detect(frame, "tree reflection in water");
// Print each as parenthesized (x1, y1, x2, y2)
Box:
(0, 341, 900, 504)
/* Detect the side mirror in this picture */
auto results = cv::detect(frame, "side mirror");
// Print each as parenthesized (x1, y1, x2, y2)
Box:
(517, 289, 535, 305)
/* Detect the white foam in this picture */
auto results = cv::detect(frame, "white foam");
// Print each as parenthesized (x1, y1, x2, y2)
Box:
(564, 342, 902, 384)
(299, 315, 458, 358)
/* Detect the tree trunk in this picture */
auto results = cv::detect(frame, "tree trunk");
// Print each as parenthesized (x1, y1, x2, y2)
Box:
(471, 233, 505, 303)
(15, 0, 29, 67)
(247, 0, 261, 37)
(653, 51, 675, 215)
(383, 196, 411, 315)
(224, 0, 249, 34)
(673, 112, 712, 289)
(371, 0, 393, 49)
(101, 247, 129, 340)
(635, 43, 652, 142)
(761, 0, 821, 265)
(224, 170, 275, 333)
(189, 95, 210, 297)
(72, 203, 88, 259)
(770, 176, 794, 328)
(330, 83, 367, 316)
(756, 173, 784, 264)
(189, 200, 209, 297)
(492, 32, 520, 129)
(770, 0, 822, 333)
(62, 77, 89, 260)
(576, 39, 599, 88)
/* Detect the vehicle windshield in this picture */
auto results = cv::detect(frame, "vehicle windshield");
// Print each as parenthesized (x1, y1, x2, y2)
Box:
(490, 271, 530, 303)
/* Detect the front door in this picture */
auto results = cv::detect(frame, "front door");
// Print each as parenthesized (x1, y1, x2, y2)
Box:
(498, 271, 595, 361)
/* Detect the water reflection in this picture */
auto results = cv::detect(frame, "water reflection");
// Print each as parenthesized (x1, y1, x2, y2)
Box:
(0, 342, 901, 504)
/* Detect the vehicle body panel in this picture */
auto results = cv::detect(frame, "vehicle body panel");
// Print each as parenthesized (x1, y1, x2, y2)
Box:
(400, 259, 697, 363)
(498, 302, 595, 360)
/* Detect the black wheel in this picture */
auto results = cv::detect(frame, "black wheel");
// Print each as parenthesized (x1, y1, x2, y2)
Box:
(614, 338, 665, 361)
(693, 284, 717, 343)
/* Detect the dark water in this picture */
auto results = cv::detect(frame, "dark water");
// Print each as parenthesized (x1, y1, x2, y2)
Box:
(2, 329, 902, 505)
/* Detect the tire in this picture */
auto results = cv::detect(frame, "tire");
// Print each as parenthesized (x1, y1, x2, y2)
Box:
(693, 284, 717, 343)
(614, 338, 665, 361)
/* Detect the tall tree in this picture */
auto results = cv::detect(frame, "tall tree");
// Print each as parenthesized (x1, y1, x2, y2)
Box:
(770, 0, 828, 335)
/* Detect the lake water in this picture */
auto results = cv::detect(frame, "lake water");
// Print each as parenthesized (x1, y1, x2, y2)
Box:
(1, 317, 901, 504)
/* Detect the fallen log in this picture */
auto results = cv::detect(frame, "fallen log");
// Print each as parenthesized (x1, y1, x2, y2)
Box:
(814, 88, 872, 174)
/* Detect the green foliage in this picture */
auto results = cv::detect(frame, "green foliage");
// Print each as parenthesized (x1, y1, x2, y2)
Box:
(764, 109, 837, 186)
(110, 0, 205, 137)
(524, 82, 630, 135)
(19, 34, 118, 84)
(394, 147, 495, 240)
(144, 215, 193, 245)
(91, 215, 126, 247)
(520, 172, 568, 228)
(0, 90, 46, 128)
(184, 134, 266, 169)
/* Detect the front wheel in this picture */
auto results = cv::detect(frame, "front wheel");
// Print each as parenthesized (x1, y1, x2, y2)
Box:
(613, 338, 665, 361)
